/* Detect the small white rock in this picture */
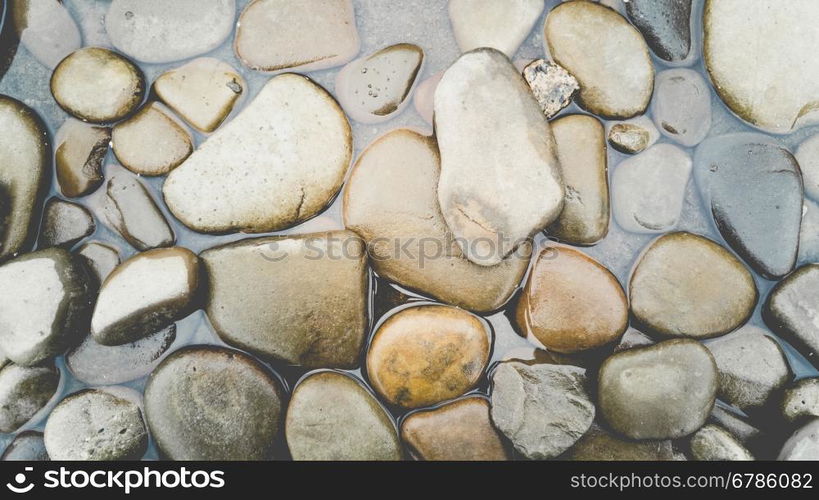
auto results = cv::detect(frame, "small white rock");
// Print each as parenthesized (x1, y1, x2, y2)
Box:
(652, 69, 712, 147)
(448, 0, 545, 57)
(112, 102, 193, 176)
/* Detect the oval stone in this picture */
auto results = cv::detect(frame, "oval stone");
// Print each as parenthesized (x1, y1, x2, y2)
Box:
(145, 346, 286, 460)
(235, 0, 360, 73)
(629, 232, 757, 339)
(764, 264, 819, 370)
(598, 339, 717, 440)
(652, 69, 712, 147)
(690, 424, 754, 461)
(400, 396, 511, 461)
(0, 362, 60, 433)
(105, 0, 236, 64)
(102, 174, 175, 251)
(1, 431, 49, 461)
(11, 0, 81, 69)
(44, 388, 148, 460)
(163, 73, 352, 234)
(704, 0, 819, 134)
(0, 96, 49, 260)
(448, 0, 544, 57)
(286, 371, 401, 461)
(343, 129, 528, 313)
(626, 0, 694, 63)
(202, 231, 368, 369)
(54, 119, 109, 198)
(91, 247, 200, 346)
(516, 245, 627, 353)
(548, 114, 609, 245)
(367, 305, 490, 408)
(434, 48, 563, 266)
(778, 419, 819, 461)
(336, 43, 424, 123)
(545, 1, 654, 119)
(39, 198, 95, 249)
(0, 248, 93, 366)
(112, 102, 193, 176)
(51, 47, 145, 123)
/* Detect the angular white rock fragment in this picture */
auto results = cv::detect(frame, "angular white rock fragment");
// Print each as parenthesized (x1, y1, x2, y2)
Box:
(153, 58, 245, 134)
(612, 144, 692, 234)
(336, 44, 424, 124)
(163, 74, 352, 234)
(448, 0, 544, 57)
(704, 0, 819, 134)
(545, 1, 654, 119)
(652, 69, 712, 147)
(105, 0, 236, 64)
(434, 48, 563, 266)
(522, 59, 579, 119)
(12, 0, 82, 69)
(235, 0, 360, 73)
(112, 102, 193, 176)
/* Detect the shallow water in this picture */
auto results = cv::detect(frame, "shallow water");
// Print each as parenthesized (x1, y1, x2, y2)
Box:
(1, 0, 818, 459)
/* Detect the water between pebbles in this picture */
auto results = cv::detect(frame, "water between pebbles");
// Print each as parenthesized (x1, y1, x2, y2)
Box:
(0, 0, 818, 458)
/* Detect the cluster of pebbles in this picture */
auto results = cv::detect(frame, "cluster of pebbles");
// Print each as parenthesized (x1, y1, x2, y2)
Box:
(1, 0, 819, 462)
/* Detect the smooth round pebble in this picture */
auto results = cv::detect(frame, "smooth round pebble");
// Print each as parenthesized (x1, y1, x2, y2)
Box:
(145, 346, 286, 460)
(0, 362, 60, 433)
(652, 68, 711, 147)
(112, 102, 193, 176)
(1, 431, 49, 461)
(690, 424, 754, 461)
(39, 198, 95, 249)
(764, 264, 819, 370)
(54, 119, 109, 198)
(778, 419, 819, 460)
(367, 305, 490, 408)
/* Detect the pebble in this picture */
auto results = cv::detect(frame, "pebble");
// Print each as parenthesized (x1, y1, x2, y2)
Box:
(545, 1, 654, 119)
(50, 47, 145, 123)
(103, 173, 175, 251)
(1, 431, 49, 461)
(0, 248, 92, 366)
(343, 129, 528, 313)
(629, 232, 757, 339)
(145, 346, 286, 460)
(412, 71, 442, 124)
(490, 361, 594, 459)
(235, 0, 360, 73)
(75, 241, 120, 284)
(0, 362, 60, 432)
(366, 305, 490, 408)
(706, 326, 791, 412)
(710, 405, 765, 450)
(795, 133, 819, 202)
(435, 48, 563, 266)
(799, 199, 819, 264)
(153, 58, 245, 133)
(625, 0, 694, 63)
(39, 198, 95, 249)
(704, 0, 819, 133)
(91, 247, 199, 346)
(690, 424, 754, 461)
(448, 0, 544, 57)
(201, 231, 367, 368)
(781, 378, 819, 424)
(0, 96, 49, 260)
(44, 388, 148, 461)
(105, 0, 236, 64)
(778, 419, 819, 460)
(522, 59, 579, 119)
(54, 119, 109, 198)
(652, 69, 712, 147)
(615, 328, 655, 353)
(694, 134, 802, 279)
(163, 74, 352, 234)
(548, 114, 609, 245)
(286, 371, 401, 461)
(611, 144, 692, 234)
(67, 325, 176, 386)
(764, 264, 819, 370)
(606, 116, 660, 155)
(563, 423, 681, 461)
(11, 0, 82, 68)
(598, 339, 718, 440)
(336, 44, 424, 124)
(400, 396, 511, 461)
(112, 102, 193, 176)
(516, 245, 627, 353)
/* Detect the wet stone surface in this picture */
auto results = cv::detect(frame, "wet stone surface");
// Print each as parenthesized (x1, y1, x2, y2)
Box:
(563, 423, 681, 461)
(778, 419, 819, 461)
(54, 119, 109, 198)
(0, 431, 49, 461)
(367, 305, 490, 408)
(626, 0, 694, 63)
(145, 346, 285, 460)
(0, 362, 60, 433)
(103, 174, 175, 251)
(112, 102, 193, 176)
(490, 361, 594, 459)
(690, 424, 754, 461)
(652, 68, 712, 147)
(607, 116, 659, 155)
(448, 0, 544, 57)
(764, 264, 819, 370)
(44, 388, 148, 461)
(39, 197, 95, 249)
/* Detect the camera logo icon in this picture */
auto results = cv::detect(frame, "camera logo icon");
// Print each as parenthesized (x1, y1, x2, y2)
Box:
(6, 467, 34, 494)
